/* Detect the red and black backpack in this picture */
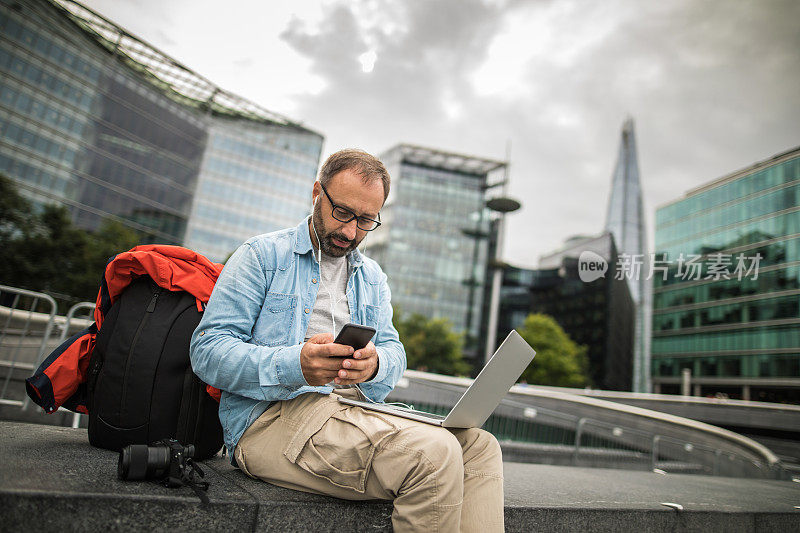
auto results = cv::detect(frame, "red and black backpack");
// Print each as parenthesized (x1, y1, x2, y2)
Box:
(26, 246, 224, 460)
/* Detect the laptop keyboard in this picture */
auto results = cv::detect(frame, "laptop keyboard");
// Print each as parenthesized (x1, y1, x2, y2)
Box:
(343, 398, 448, 420)
(396, 407, 446, 420)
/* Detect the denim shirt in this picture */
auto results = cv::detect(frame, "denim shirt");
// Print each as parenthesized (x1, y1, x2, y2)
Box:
(189, 217, 407, 453)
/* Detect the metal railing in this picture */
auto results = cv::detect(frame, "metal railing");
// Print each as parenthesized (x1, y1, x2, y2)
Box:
(0, 286, 94, 425)
(58, 302, 96, 343)
(388, 371, 789, 480)
(0, 285, 58, 408)
(59, 302, 96, 428)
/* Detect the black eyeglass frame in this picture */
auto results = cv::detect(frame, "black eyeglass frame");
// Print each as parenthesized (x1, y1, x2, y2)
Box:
(318, 182, 382, 231)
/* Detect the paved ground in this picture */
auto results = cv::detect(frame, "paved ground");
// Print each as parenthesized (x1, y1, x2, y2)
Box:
(1, 421, 799, 532)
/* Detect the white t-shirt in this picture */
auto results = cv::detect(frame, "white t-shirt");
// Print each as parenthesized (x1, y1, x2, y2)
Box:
(304, 250, 350, 340)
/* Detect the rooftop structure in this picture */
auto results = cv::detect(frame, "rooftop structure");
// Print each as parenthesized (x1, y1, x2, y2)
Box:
(52, 0, 305, 128)
(393, 144, 506, 176)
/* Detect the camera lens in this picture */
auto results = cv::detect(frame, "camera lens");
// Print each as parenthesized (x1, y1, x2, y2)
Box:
(118, 446, 129, 479)
(118, 444, 171, 480)
(118, 444, 148, 480)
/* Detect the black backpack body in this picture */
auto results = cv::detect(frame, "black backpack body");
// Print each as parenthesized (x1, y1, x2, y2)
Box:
(86, 276, 223, 460)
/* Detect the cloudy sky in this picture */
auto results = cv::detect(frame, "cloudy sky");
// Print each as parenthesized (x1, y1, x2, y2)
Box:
(83, 0, 800, 268)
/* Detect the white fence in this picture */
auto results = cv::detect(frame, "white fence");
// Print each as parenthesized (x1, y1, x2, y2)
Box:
(0, 284, 94, 427)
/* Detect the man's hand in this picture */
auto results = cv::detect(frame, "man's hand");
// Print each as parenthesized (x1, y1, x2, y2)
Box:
(300, 333, 354, 386)
(299, 334, 379, 386)
(334, 341, 378, 386)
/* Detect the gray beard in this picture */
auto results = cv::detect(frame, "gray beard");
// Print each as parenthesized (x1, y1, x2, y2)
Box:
(311, 209, 355, 257)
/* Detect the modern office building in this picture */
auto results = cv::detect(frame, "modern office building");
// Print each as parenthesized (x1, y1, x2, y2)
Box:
(498, 232, 635, 390)
(604, 118, 651, 392)
(369, 144, 506, 353)
(0, 0, 323, 263)
(652, 146, 800, 403)
(185, 119, 322, 261)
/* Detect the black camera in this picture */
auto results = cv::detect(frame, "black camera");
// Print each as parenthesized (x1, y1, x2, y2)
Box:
(118, 439, 196, 485)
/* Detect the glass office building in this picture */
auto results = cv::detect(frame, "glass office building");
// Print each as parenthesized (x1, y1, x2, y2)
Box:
(0, 0, 322, 261)
(652, 146, 800, 403)
(370, 144, 506, 352)
(499, 233, 635, 390)
(185, 120, 322, 261)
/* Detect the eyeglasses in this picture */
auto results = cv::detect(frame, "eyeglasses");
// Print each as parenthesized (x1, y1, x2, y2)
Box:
(319, 182, 382, 231)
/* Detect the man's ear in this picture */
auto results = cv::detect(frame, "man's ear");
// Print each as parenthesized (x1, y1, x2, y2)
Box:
(312, 181, 321, 206)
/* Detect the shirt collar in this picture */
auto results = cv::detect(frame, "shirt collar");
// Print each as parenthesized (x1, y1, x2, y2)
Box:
(294, 216, 314, 255)
(294, 216, 363, 268)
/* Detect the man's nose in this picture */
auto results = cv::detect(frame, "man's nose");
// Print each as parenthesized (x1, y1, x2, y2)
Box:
(342, 219, 358, 240)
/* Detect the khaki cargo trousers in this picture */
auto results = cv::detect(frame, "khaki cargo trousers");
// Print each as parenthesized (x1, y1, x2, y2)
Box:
(234, 389, 504, 532)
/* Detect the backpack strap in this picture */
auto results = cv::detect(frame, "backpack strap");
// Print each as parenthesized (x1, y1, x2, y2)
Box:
(160, 457, 210, 505)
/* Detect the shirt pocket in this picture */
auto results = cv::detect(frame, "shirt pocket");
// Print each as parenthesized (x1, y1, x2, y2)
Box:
(253, 292, 297, 347)
(364, 304, 380, 330)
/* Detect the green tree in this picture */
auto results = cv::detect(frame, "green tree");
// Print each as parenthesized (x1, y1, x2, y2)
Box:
(517, 313, 590, 387)
(393, 310, 471, 376)
(0, 172, 28, 238)
(0, 174, 141, 306)
(73, 218, 143, 299)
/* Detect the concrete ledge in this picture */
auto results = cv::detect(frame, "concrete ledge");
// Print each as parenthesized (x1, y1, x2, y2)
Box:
(1, 422, 799, 532)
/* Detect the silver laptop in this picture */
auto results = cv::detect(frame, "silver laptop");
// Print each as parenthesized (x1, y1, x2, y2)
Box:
(337, 330, 535, 428)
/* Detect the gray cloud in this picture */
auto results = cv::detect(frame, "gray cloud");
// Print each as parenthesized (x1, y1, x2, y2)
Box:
(280, 0, 507, 147)
(281, 0, 800, 267)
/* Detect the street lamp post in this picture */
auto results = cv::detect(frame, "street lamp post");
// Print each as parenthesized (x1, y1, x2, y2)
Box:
(483, 196, 521, 363)
(461, 216, 489, 361)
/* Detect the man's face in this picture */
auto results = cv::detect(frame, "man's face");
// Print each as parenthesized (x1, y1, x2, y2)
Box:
(311, 168, 385, 257)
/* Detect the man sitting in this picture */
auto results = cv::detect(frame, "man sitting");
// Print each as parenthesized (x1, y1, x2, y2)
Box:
(190, 149, 504, 532)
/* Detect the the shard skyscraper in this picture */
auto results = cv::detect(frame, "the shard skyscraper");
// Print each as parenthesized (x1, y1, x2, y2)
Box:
(604, 118, 651, 392)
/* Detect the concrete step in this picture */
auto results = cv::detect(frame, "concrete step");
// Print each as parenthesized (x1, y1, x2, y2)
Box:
(1, 422, 799, 532)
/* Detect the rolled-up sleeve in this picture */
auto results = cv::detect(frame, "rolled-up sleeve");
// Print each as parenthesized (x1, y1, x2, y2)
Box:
(358, 271, 406, 402)
(190, 243, 307, 401)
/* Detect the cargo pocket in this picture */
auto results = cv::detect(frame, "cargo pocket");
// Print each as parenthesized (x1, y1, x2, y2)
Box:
(284, 404, 399, 493)
(234, 401, 281, 479)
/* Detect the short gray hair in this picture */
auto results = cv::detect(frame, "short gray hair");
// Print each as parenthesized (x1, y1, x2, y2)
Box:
(318, 149, 390, 200)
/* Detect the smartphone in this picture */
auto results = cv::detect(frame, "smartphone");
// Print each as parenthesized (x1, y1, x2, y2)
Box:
(331, 323, 376, 356)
